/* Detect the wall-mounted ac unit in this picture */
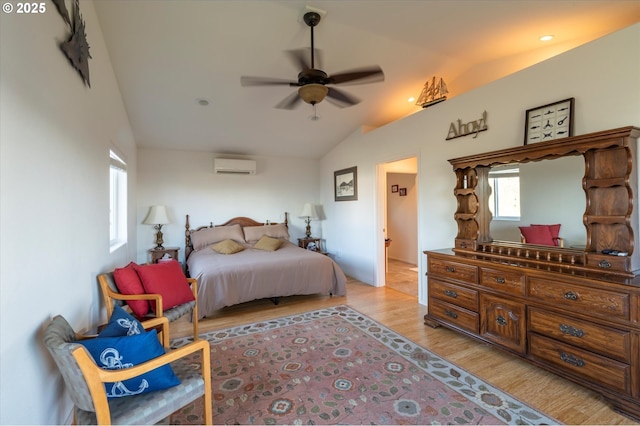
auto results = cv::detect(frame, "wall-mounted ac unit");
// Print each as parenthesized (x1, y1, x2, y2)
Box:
(214, 158, 256, 175)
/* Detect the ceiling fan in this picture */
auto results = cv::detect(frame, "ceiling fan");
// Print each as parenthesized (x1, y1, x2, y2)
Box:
(240, 11, 385, 110)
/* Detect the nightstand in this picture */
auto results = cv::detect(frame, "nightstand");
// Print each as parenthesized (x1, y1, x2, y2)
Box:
(298, 238, 328, 255)
(149, 247, 180, 263)
(298, 238, 321, 250)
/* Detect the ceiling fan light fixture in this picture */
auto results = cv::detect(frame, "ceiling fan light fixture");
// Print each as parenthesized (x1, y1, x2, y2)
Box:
(299, 83, 329, 105)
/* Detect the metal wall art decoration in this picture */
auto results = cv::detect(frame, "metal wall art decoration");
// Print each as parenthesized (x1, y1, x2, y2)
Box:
(524, 98, 574, 144)
(416, 76, 448, 108)
(446, 111, 488, 140)
(53, 0, 92, 87)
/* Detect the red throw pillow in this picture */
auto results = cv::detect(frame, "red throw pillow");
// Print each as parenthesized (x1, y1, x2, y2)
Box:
(113, 262, 150, 317)
(134, 261, 195, 314)
(532, 224, 561, 245)
(519, 225, 555, 246)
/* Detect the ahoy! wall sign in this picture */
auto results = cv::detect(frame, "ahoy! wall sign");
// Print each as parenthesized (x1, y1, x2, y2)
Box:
(446, 111, 488, 140)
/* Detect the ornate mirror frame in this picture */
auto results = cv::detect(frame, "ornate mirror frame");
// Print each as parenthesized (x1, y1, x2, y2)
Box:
(448, 126, 640, 277)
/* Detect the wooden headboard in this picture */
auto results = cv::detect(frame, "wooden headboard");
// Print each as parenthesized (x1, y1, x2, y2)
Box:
(184, 213, 289, 260)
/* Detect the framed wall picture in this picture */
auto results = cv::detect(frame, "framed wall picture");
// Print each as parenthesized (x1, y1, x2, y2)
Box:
(399, 188, 407, 196)
(524, 98, 574, 145)
(334, 166, 358, 201)
(391, 184, 399, 193)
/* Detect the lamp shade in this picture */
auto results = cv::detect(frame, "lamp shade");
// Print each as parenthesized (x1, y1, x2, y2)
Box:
(299, 203, 318, 219)
(298, 84, 328, 105)
(143, 205, 170, 225)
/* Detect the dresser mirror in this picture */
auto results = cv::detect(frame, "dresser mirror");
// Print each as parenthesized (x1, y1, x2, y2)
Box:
(449, 126, 640, 276)
(488, 155, 587, 248)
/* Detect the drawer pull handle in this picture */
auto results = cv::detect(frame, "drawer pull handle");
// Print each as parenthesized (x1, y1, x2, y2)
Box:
(560, 352, 585, 367)
(446, 266, 456, 273)
(496, 315, 507, 326)
(563, 291, 578, 301)
(560, 323, 585, 338)
(445, 309, 458, 319)
(444, 289, 458, 298)
(460, 242, 467, 248)
(598, 259, 612, 269)
(495, 277, 505, 284)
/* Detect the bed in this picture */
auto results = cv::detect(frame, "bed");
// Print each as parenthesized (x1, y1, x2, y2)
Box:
(184, 213, 347, 318)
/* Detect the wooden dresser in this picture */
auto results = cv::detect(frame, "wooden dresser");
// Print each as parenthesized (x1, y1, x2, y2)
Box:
(425, 126, 640, 420)
(425, 249, 640, 419)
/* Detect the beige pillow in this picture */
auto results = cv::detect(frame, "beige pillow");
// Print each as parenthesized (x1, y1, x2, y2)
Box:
(243, 223, 289, 243)
(210, 239, 245, 255)
(253, 235, 283, 252)
(190, 224, 245, 251)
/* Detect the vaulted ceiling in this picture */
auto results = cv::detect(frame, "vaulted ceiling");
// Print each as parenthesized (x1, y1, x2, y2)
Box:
(94, 0, 640, 159)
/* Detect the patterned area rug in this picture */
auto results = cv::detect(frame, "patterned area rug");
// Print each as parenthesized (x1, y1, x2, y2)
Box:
(170, 306, 558, 425)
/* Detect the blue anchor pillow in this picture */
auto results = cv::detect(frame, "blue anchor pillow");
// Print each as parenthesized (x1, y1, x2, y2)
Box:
(78, 306, 179, 398)
(98, 304, 145, 337)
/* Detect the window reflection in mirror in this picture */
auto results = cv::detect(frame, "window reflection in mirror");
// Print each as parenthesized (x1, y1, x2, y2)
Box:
(488, 165, 521, 220)
(489, 155, 586, 248)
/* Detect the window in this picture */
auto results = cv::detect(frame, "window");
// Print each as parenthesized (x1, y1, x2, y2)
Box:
(110, 150, 127, 251)
(488, 165, 520, 220)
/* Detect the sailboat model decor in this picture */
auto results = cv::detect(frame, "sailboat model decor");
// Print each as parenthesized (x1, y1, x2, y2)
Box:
(416, 77, 448, 108)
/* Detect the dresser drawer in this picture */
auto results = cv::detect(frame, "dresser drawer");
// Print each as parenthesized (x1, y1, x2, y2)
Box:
(528, 308, 631, 362)
(480, 267, 525, 295)
(428, 278, 478, 311)
(428, 298, 479, 334)
(528, 334, 631, 394)
(480, 294, 526, 353)
(428, 257, 478, 283)
(527, 277, 630, 321)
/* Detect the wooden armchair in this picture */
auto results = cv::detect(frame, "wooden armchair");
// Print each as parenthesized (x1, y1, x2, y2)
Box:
(43, 315, 211, 425)
(98, 272, 198, 341)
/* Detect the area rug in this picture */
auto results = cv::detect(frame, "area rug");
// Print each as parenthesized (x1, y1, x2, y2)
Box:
(170, 306, 558, 425)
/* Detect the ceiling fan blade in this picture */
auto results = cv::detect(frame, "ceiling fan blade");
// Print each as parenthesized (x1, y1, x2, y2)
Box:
(275, 91, 303, 110)
(286, 48, 323, 71)
(286, 49, 311, 71)
(241, 76, 298, 87)
(328, 66, 385, 86)
(325, 87, 360, 108)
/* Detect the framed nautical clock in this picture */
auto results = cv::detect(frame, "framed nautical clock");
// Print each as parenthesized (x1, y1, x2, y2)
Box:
(524, 98, 574, 144)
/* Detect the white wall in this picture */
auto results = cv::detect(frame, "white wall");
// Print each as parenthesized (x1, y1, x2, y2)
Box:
(136, 150, 322, 262)
(0, 1, 137, 424)
(320, 24, 640, 295)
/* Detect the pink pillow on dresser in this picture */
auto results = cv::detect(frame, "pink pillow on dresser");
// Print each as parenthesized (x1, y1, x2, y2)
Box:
(134, 261, 195, 314)
(532, 224, 561, 243)
(519, 225, 555, 246)
(113, 262, 150, 317)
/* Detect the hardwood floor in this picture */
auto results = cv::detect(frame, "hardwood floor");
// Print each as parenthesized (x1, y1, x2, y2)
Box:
(386, 258, 418, 297)
(171, 278, 635, 425)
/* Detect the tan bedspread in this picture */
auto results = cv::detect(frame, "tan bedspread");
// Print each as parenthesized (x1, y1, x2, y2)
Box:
(187, 241, 347, 318)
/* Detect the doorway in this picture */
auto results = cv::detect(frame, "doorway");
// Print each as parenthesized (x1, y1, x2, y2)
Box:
(382, 158, 418, 298)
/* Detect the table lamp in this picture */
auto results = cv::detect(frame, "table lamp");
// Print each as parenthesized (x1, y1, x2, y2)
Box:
(143, 205, 170, 249)
(299, 203, 318, 238)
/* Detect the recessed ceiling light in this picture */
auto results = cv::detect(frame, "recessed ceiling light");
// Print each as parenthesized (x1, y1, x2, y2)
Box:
(407, 97, 415, 103)
(540, 35, 553, 42)
(196, 98, 210, 106)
